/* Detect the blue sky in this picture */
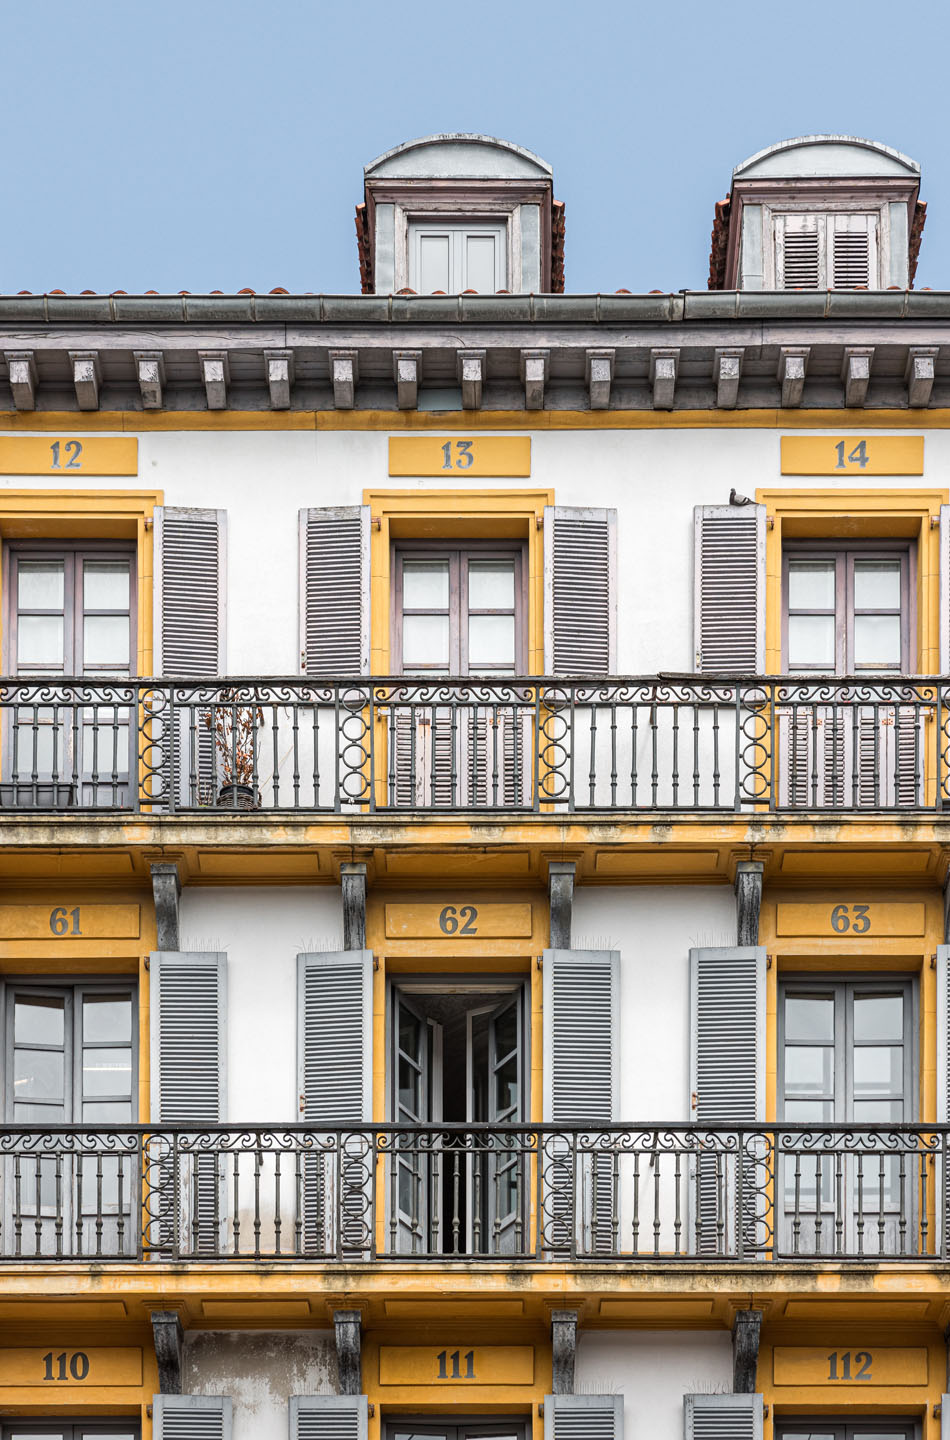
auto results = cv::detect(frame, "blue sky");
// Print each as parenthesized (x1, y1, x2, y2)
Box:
(6, 0, 949, 296)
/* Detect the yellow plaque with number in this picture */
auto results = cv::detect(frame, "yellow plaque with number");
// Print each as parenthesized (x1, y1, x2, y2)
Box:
(385, 902, 533, 939)
(773, 1346, 927, 1386)
(0, 1347, 143, 1386)
(379, 1345, 535, 1386)
(0, 437, 138, 476)
(780, 435, 923, 475)
(389, 436, 531, 477)
(775, 901, 925, 938)
(0, 904, 140, 941)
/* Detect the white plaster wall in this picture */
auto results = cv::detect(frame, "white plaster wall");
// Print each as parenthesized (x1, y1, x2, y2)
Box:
(572, 884, 736, 1119)
(575, 1330, 732, 1440)
(184, 1330, 335, 1440)
(179, 885, 342, 1122)
(3, 425, 946, 676)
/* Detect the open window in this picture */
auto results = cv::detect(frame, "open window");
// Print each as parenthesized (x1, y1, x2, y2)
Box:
(389, 975, 528, 1256)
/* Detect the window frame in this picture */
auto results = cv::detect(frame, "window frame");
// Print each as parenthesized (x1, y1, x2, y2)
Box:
(4, 977, 139, 1125)
(2, 1425, 140, 1439)
(391, 539, 528, 676)
(3, 539, 138, 678)
(781, 538, 915, 675)
(770, 205, 883, 290)
(385, 1421, 530, 1439)
(774, 1421, 920, 1440)
(408, 217, 509, 294)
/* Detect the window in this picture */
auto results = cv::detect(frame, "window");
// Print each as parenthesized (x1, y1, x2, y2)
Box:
(409, 221, 507, 293)
(783, 544, 911, 674)
(393, 543, 526, 676)
(3, 981, 138, 1257)
(3, 1428, 139, 1440)
(776, 1424, 918, 1440)
(775, 211, 878, 289)
(5, 543, 136, 677)
(390, 977, 527, 1254)
(387, 1424, 528, 1439)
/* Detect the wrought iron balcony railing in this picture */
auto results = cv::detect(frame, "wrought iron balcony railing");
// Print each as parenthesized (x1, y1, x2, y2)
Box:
(0, 675, 945, 814)
(0, 1122, 945, 1264)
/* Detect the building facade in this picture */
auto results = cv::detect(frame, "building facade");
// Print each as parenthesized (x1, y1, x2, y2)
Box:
(0, 131, 948, 1440)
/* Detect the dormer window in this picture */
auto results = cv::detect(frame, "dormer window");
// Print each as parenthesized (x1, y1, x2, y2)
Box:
(410, 220, 507, 294)
(776, 212, 877, 289)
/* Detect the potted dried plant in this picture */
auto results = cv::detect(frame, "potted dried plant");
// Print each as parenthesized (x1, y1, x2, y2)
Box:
(203, 688, 264, 810)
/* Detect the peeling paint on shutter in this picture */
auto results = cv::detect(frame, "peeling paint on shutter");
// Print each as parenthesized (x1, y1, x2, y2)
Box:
(693, 505, 765, 673)
(150, 953, 227, 1123)
(543, 949, 619, 1254)
(290, 1395, 369, 1439)
(299, 506, 370, 675)
(543, 506, 617, 674)
(543, 1394, 623, 1438)
(153, 1394, 232, 1439)
(777, 212, 822, 289)
(832, 213, 873, 289)
(154, 507, 226, 674)
(684, 1393, 762, 1440)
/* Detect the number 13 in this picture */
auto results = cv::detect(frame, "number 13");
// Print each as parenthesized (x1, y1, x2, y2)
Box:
(441, 440, 474, 470)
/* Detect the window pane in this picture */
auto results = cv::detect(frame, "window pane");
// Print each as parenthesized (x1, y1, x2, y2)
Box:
(18, 559, 65, 609)
(496, 1054, 519, 1113)
(854, 559, 901, 609)
(403, 560, 449, 609)
(469, 614, 515, 667)
(785, 996, 834, 1042)
(469, 559, 515, 609)
(18, 614, 64, 666)
(83, 614, 130, 666)
(84, 559, 130, 609)
(14, 1100, 66, 1122)
(788, 614, 835, 667)
(853, 1045, 903, 1094)
(788, 560, 835, 609)
(15, 996, 65, 1046)
(83, 995, 133, 1044)
(82, 1099, 134, 1122)
(853, 613, 901, 666)
(783, 1046, 834, 1095)
(14, 1048, 65, 1101)
(783, 1099, 834, 1122)
(853, 994, 903, 1042)
(82, 1048, 132, 1097)
(853, 1098, 903, 1123)
(403, 614, 449, 668)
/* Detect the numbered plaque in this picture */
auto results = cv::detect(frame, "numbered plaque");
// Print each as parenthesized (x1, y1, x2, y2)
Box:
(385, 902, 533, 939)
(378, 1345, 535, 1386)
(775, 902, 925, 938)
(0, 437, 138, 476)
(780, 435, 923, 476)
(0, 904, 141, 940)
(0, 1347, 143, 1386)
(773, 1346, 927, 1386)
(389, 436, 531, 477)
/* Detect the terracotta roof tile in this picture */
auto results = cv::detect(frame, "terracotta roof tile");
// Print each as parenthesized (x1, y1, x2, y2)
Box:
(909, 201, 926, 286)
(708, 195, 731, 289)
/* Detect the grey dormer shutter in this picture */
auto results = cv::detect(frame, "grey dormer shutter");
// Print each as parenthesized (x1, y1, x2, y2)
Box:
(543, 948, 619, 1254)
(290, 1396, 369, 1439)
(150, 952, 228, 1124)
(543, 505, 617, 674)
(684, 1394, 762, 1440)
(299, 506, 370, 675)
(297, 951, 374, 1257)
(780, 215, 822, 289)
(153, 1394, 232, 1438)
(693, 505, 766, 673)
(544, 1394, 623, 1438)
(154, 507, 226, 674)
(831, 213, 873, 289)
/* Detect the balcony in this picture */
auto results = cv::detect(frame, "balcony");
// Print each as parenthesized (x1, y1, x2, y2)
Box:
(0, 675, 944, 814)
(1, 1122, 944, 1264)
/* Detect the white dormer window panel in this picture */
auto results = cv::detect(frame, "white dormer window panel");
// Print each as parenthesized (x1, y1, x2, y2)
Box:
(410, 221, 507, 293)
(775, 211, 878, 290)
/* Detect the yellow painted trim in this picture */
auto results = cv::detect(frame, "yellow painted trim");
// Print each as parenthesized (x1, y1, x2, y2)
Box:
(757, 486, 947, 674)
(6, 408, 950, 431)
(363, 487, 552, 676)
(0, 488, 161, 675)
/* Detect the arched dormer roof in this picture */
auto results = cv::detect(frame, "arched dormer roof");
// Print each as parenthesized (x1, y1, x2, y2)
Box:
(364, 133, 552, 181)
(733, 134, 919, 181)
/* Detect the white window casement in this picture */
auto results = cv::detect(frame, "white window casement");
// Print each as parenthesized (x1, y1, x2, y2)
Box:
(773, 210, 880, 289)
(409, 220, 508, 293)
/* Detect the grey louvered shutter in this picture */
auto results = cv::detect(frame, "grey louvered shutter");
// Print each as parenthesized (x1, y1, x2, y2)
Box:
(943, 1394, 950, 1440)
(543, 949, 619, 1255)
(299, 506, 370, 675)
(940, 505, 950, 674)
(832, 213, 873, 289)
(543, 505, 617, 674)
(150, 953, 228, 1123)
(689, 947, 765, 1124)
(153, 1394, 232, 1439)
(544, 1394, 623, 1438)
(290, 1395, 368, 1439)
(297, 951, 374, 1257)
(154, 507, 226, 674)
(779, 212, 822, 289)
(693, 505, 766, 673)
(938, 946, 950, 1126)
(684, 1393, 762, 1439)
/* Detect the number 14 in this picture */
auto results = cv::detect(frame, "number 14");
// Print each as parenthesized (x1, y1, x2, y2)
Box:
(834, 440, 869, 469)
